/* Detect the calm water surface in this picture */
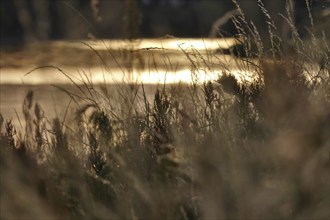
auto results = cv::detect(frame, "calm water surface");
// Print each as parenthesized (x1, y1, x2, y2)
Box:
(0, 38, 319, 128)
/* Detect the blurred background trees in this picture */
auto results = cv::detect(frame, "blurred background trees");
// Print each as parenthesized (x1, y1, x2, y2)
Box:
(1, 0, 329, 46)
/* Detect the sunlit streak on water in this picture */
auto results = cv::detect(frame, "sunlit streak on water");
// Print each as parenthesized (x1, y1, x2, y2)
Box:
(0, 64, 321, 86)
(0, 67, 260, 85)
(0, 38, 323, 86)
(67, 38, 240, 52)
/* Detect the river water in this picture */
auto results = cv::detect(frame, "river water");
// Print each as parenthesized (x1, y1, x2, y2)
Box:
(0, 38, 319, 128)
(0, 38, 257, 126)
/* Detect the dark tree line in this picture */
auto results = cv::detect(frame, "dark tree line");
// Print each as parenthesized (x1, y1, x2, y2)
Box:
(0, 0, 328, 47)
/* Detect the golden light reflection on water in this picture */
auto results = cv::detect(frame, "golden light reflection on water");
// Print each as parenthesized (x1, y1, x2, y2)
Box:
(1, 60, 320, 85)
(0, 38, 258, 85)
(67, 38, 240, 51)
(0, 38, 321, 85)
(0, 66, 259, 85)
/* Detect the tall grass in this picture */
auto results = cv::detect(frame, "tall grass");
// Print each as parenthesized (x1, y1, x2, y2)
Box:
(1, 1, 329, 219)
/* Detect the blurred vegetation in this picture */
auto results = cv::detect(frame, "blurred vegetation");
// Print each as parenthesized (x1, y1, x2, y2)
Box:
(1, 0, 329, 219)
(1, 0, 329, 44)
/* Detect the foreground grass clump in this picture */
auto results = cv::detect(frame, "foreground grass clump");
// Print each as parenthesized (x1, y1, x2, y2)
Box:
(1, 58, 329, 219)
